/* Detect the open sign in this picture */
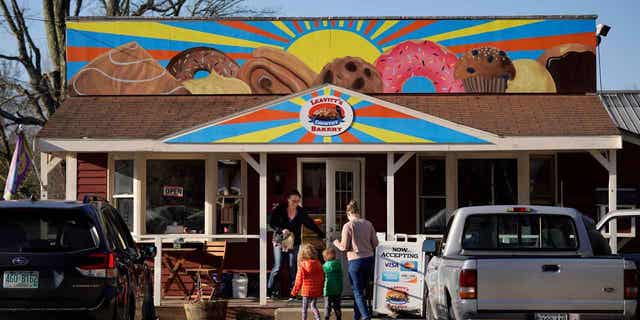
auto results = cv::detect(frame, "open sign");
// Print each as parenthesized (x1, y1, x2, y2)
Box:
(162, 186, 184, 198)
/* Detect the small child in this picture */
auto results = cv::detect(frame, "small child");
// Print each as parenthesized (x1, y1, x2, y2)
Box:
(322, 247, 343, 320)
(291, 244, 324, 320)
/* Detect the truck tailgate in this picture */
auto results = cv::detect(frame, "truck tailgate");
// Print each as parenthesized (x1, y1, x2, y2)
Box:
(477, 258, 624, 311)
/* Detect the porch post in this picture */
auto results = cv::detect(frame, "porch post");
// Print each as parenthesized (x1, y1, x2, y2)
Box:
(608, 150, 618, 253)
(589, 150, 618, 253)
(259, 153, 268, 305)
(40, 152, 48, 200)
(517, 152, 530, 205)
(65, 152, 77, 201)
(386, 153, 395, 240)
(445, 153, 458, 211)
(204, 154, 217, 235)
(241, 152, 268, 305)
(153, 237, 162, 306)
(133, 153, 146, 235)
(386, 152, 414, 240)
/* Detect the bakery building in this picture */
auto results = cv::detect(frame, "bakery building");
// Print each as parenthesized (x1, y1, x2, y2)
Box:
(37, 15, 626, 305)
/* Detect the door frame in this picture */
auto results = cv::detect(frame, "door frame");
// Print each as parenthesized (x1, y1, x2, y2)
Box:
(296, 157, 367, 233)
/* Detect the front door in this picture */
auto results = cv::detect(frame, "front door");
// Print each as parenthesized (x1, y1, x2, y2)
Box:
(326, 159, 362, 243)
(299, 158, 362, 296)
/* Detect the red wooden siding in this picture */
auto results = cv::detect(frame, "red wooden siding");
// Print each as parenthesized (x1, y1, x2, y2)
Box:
(76, 153, 108, 200)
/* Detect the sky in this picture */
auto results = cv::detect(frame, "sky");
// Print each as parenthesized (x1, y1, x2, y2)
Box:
(2, 0, 639, 90)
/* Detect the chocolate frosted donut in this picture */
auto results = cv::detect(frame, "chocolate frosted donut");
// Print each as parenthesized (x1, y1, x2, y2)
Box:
(537, 43, 596, 93)
(313, 57, 383, 93)
(166, 47, 239, 81)
(238, 47, 316, 94)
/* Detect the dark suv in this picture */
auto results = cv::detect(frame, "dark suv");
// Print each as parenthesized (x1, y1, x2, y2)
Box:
(0, 199, 156, 320)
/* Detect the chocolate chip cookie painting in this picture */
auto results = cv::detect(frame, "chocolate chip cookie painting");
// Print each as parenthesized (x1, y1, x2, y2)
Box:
(66, 18, 597, 95)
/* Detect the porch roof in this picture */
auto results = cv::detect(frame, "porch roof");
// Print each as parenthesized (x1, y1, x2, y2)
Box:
(39, 93, 619, 140)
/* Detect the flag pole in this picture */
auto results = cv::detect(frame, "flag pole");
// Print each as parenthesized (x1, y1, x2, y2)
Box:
(19, 126, 45, 193)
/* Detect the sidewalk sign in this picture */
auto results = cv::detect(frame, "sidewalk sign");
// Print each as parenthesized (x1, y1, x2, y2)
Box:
(372, 233, 428, 317)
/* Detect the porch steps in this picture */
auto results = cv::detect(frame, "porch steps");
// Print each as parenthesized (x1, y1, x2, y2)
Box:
(274, 307, 354, 320)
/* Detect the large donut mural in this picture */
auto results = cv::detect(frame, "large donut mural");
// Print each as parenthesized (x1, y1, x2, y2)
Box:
(66, 18, 596, 95)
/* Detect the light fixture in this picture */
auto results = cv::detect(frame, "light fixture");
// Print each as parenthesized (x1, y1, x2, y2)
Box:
(596, 23, 611, 46)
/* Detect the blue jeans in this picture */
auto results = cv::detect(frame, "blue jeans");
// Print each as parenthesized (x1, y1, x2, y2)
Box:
(348, 256, 374, 320)
(267, 243, 299, 295)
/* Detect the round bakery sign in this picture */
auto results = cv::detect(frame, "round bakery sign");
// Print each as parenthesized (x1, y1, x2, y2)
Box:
(300, 95, 354, 137)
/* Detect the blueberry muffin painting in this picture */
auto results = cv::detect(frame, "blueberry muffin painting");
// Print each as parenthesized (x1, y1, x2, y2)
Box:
(454, 47, 516, 93)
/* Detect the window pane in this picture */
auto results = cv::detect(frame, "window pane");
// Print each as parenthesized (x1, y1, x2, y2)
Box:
(530, 156, 555, 205)
(114, 197, 134, 230)
(498, 215, 519, 248)
(420, 159, 445, 196)
(493, 159, 517, 205)
(420, 198, 447, 234)
(146, 160, 205, 234)
(462, 215, 498, 249)
(458, 159, 517, 207)
(541, 215, 578, 249)
(301, 163, 326, 216)
(114, 160, 133, 195)
(218, 160, 242, 196)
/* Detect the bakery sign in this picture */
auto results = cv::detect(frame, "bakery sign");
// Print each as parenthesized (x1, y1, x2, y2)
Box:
(300, 95, 353, 136)
(162, 185, 184, 198)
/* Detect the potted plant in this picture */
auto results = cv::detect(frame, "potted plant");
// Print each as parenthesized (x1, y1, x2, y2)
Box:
(184, 272, 227, 320)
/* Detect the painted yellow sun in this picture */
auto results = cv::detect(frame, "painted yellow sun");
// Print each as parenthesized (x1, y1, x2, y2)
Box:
(286, 29, 382, 73)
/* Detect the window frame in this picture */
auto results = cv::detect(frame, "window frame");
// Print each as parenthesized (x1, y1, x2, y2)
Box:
(109, 153, 250, 239)
(417, 156, 447, 234)
(215, 157, 248, 236)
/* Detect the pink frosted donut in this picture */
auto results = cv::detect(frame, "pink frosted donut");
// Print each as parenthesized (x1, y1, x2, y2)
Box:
(375, 40, 465, 93)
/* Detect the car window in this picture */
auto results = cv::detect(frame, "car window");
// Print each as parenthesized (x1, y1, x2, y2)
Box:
(462, 214, 578, 250)
(0, 208, 98, 253)
(102, 208, 127, 251)
(108, 207, 137, 249)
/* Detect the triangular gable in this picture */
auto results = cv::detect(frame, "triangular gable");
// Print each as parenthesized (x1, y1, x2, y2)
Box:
(165, 85, 495, 144)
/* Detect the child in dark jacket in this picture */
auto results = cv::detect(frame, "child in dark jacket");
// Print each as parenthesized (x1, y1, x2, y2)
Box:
(322, 247, 343, 320)
(292, 244, 324, 320)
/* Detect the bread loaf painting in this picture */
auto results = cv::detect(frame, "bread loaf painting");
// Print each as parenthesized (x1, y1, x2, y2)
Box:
(68, 42, 189, 96)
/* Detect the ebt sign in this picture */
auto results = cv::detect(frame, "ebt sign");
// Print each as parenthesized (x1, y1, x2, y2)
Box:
(300, 95, 354, 137)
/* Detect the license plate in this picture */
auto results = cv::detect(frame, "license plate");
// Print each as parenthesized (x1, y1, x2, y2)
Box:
(535, 313, 568, 320)
(3, 271, 39, 289)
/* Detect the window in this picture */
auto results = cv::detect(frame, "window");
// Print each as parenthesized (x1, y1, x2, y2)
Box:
(419, 158, 447, 234)
(0, 208, 98, 253)
(113, 160, 134, 230)
(458, 159, 517, 207)
(217, 160, 245, 234)
(530, 156, 555, 205)
(462, 214, 578, 250)
(146, 160, 205, 234)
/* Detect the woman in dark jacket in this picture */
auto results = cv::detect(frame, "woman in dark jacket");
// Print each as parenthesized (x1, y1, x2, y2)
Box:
(268, 190, 325, 299)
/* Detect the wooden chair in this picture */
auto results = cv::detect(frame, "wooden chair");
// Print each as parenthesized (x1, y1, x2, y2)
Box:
(185, 241, 227, 301)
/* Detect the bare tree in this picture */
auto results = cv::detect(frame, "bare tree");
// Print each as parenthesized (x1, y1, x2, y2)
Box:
(99, 0, 276, 17)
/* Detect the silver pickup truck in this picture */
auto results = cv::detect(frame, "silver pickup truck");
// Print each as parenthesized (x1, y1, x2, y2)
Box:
(424, 205, 637, 320)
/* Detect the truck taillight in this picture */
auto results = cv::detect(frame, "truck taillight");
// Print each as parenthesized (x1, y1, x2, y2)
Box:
(624, 269, 638, 300)
(76, 252, 117, 278)
(459, 269, 477, 299)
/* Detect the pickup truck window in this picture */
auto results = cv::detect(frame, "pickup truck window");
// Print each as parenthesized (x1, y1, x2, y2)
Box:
(462, 214, 578, 250)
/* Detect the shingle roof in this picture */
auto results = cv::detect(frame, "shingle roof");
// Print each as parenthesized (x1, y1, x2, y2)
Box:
(599, 91, 640, 135)
(38, 94, 620, 140)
